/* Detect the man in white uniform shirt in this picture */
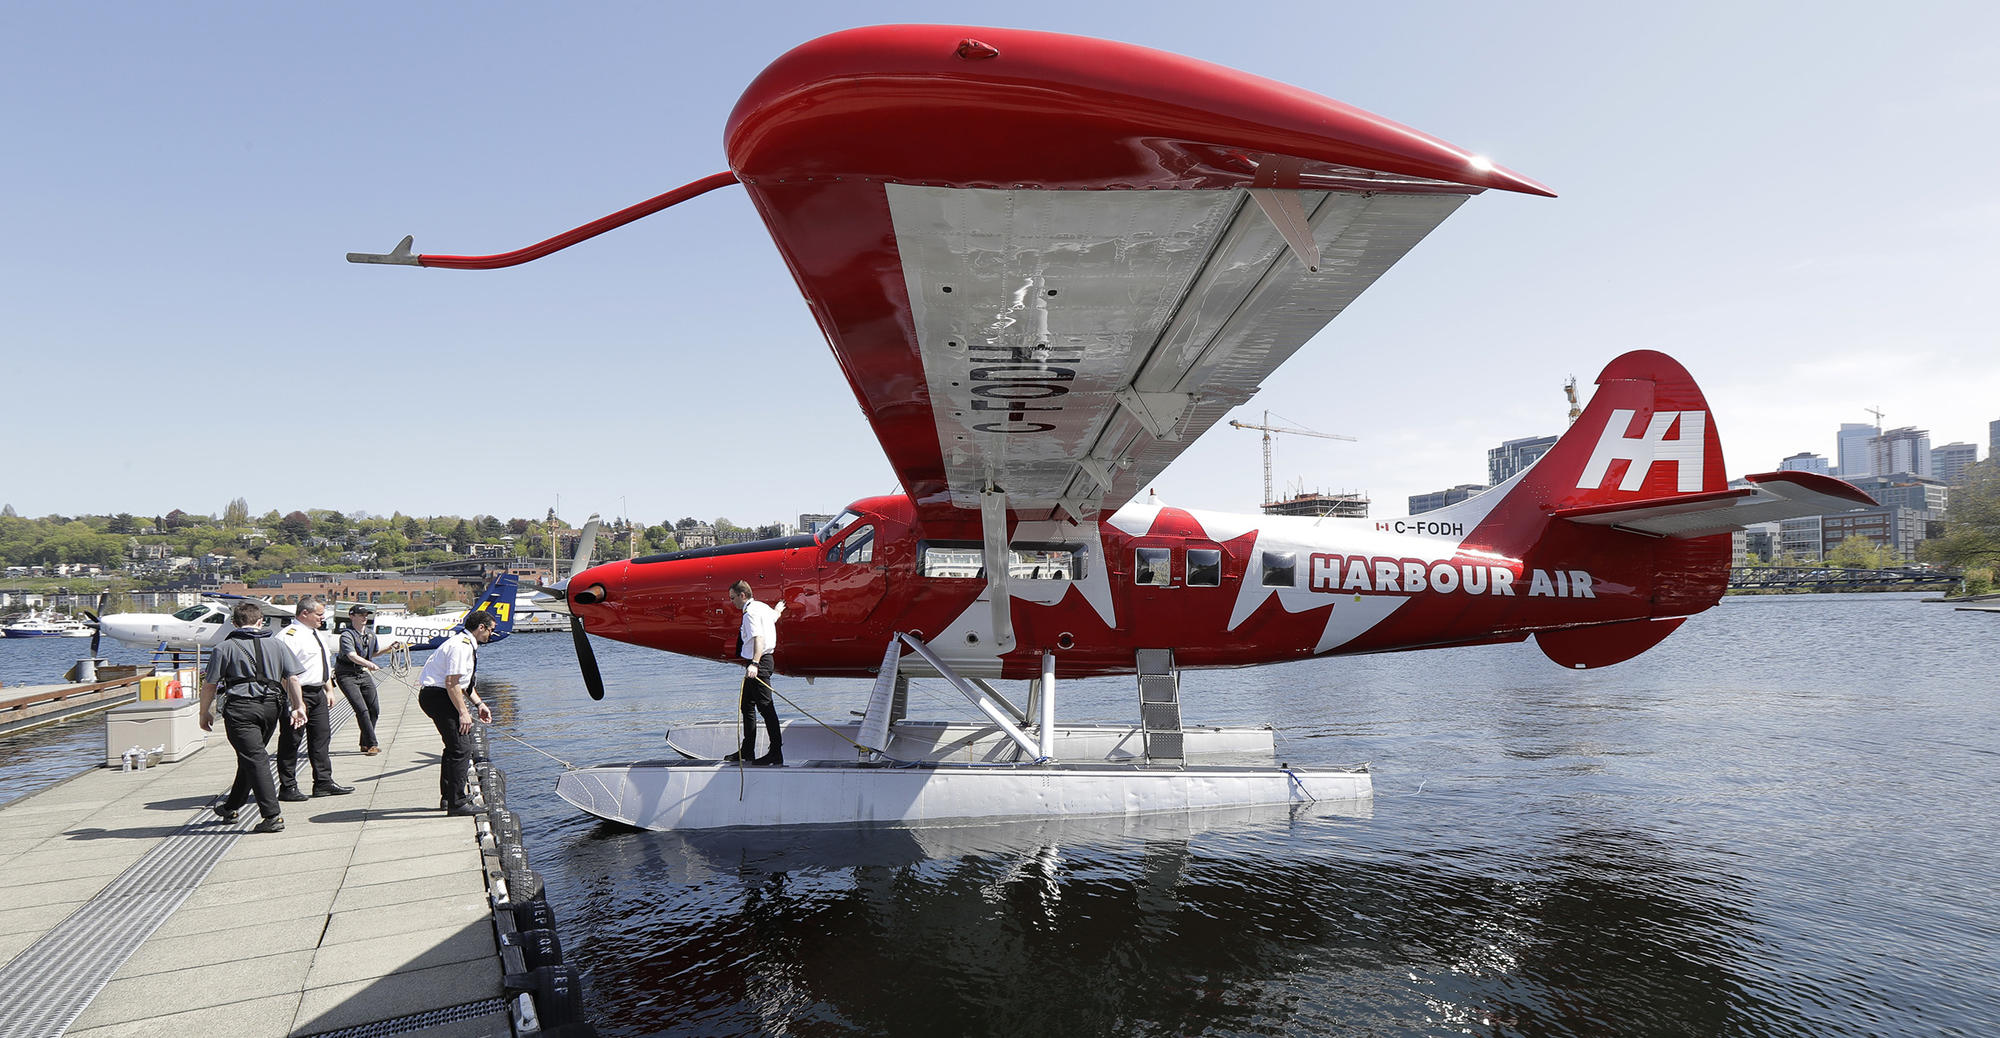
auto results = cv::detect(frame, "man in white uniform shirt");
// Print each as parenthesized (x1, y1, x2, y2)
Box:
(727, 580, 784, 766)
(275, 596, 353, 799)
(417, 610, 495, 815)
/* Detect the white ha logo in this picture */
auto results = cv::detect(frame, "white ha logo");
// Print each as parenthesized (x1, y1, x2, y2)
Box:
(1576, 409, 1706, 491)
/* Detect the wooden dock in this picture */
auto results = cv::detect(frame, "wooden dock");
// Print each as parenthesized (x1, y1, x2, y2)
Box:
(0, 670, 560, 1038)
(0, 678, 145, 739)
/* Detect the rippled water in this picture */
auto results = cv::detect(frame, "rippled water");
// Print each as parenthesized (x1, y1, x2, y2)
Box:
(5, 595, 1997, 1035)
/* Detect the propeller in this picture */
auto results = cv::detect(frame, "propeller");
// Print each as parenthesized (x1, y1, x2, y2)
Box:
(547, 516, 606, 699)
(83, 609, 102, 658)
(570, 614, 605, 700)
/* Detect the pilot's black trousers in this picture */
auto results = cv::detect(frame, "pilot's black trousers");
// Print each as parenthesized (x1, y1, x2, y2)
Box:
(218, 694, 282, 820)
(418, 686, 474, 808)
(739, 654, 782, 758)
(277, 683, 335, 792)
(336, 670, 381, 750)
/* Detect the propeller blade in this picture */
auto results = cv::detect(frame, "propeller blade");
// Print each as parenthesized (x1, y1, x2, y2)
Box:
(569, 615, 605, 700)
(570, 517, 601, 579)
(84, 611, 101, 657)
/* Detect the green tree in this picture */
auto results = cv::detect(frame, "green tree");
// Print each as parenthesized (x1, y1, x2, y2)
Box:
(478, 515, 504, 538)
(280, 511, 313, 542)
(450, 519, 472, 552)
(1, 504, 15, 518)
(1826, 536, 1896, 570)
(1920, 459, 2000, 572)
(402, 515, 422, 539)
(107, 513, 137, 535)
(223, 497, 250, 527)
(163, 508, 191, 530)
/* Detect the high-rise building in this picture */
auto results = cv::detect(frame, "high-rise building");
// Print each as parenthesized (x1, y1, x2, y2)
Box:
(1488, 434, 1557, 487)
(1779, 452, 1830, 475)
(1408, 484, 1486, 515)
(1989, 419, 1999, 460)
(1836, 423, 1876, 478)
(1869, 427, 1930, 478)
(1931, 442, 1978, 486)
(1778, 516, 1823, 561)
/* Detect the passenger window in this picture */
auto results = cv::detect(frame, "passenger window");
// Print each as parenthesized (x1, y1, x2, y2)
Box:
(1262, 551, 1296, 588)
(1188, 549, 1221, 587)
(1134, 547, 1171, 587)
(837, 526, 875, 564)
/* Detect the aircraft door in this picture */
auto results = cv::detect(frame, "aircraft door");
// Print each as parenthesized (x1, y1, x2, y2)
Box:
(818, 523, 887, 624)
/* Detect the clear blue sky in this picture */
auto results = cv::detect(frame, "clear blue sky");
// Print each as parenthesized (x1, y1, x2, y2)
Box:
(5, 2, 1994, 529)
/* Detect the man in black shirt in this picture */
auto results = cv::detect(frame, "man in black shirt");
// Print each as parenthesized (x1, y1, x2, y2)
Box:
(336, 605, 396, 755)
(199, 600, 308, 832)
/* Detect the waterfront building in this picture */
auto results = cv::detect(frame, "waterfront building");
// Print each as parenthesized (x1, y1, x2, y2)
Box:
(216, 575, 460, 607)
(1779, 452, 1830, 475)
(1821, 507, 1934, 561)
(1262, 490, 1368, 519)
(1778, 516, 1823, 561)
(1836, 423, 1876, 478)
(1488, 434, 1557, 486)
(1868, 427, 1931, 479)
(1848, 474, 1949, 516)
(1932, 442, 1978, 485)
(1408, 484, 1486, 515)
(1743, 523, 1777, 563)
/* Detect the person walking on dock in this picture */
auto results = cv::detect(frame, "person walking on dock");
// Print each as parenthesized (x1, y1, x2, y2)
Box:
(199, 600, 308, 832)
(336, 604, 396, 755)
(276, 596, 354, 800)
(726, 580, 784, 766)
(417, 610, 495, 815)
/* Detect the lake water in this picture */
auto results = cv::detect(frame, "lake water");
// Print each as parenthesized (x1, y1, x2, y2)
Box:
(3, 594, 1996, 1036)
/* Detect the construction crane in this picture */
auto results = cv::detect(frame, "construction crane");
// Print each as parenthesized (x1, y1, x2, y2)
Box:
(1228, 411, 1357, 507)
(1564, 376, 1581, 425)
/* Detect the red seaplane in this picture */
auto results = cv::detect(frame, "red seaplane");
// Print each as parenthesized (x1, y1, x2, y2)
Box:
(352, 26, 1873, 830)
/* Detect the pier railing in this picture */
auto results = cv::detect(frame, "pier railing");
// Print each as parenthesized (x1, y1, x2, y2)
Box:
(1727, 566, 1960, 593)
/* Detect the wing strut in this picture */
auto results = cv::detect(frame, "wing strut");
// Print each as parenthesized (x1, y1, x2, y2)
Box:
(346, 171, 739, 270)
(980, 488, 1016, 653)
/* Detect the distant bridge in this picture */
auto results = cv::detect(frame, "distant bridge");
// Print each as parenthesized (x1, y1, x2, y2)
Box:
(1727, 566, 1960, 593)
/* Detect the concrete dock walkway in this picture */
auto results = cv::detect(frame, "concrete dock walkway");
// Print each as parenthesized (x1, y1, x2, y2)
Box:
(0, 670, 512, 1038)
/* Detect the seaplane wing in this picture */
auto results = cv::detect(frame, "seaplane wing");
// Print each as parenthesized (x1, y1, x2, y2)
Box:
(723, 25, 1550, 522)
(202, 592, 295, 619)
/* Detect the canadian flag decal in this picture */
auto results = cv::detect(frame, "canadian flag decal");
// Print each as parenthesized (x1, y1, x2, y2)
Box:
(1576, 409, 1706, 492)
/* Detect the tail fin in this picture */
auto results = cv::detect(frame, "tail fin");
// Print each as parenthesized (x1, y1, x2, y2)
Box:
(459, 573, 520, 642)
(1524, 350, 1727, 513)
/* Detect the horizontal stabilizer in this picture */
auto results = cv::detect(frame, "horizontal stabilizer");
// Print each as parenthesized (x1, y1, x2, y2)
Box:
(1551, 471, 1876, 538)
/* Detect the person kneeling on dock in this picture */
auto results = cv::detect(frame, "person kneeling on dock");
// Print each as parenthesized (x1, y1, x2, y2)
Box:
(417, 610, 495, 815)
(726, 580, 784, 766)
(199, 600, 308, 833)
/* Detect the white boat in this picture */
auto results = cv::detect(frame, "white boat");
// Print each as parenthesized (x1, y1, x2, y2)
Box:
(56, 618, 94, 637)
(1, 612, 66, 638)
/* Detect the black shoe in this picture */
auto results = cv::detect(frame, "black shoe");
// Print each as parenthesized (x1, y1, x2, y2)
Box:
(212, 803, 238, 822)
(279, 789, 310, 803)
(445, 801, 481, 816)
(311, 783, 355, 797)
(722, 751, 746, 763)
(252, 816, 285, 833)
(753, 750, 784, 767)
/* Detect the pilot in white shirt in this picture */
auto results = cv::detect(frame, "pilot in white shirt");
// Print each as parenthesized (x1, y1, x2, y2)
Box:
(274, 596, 352, 798)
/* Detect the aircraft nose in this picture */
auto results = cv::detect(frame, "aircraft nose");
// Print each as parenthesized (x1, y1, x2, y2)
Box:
(569, 561, 629, 636)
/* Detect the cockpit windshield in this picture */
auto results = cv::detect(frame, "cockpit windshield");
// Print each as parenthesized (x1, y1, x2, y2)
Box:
(172, 604, 216, 622)
(817, 509, 863, 544)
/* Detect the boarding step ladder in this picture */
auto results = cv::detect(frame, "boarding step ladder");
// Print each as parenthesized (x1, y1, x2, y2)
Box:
(1136, 648, 1184, 765)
